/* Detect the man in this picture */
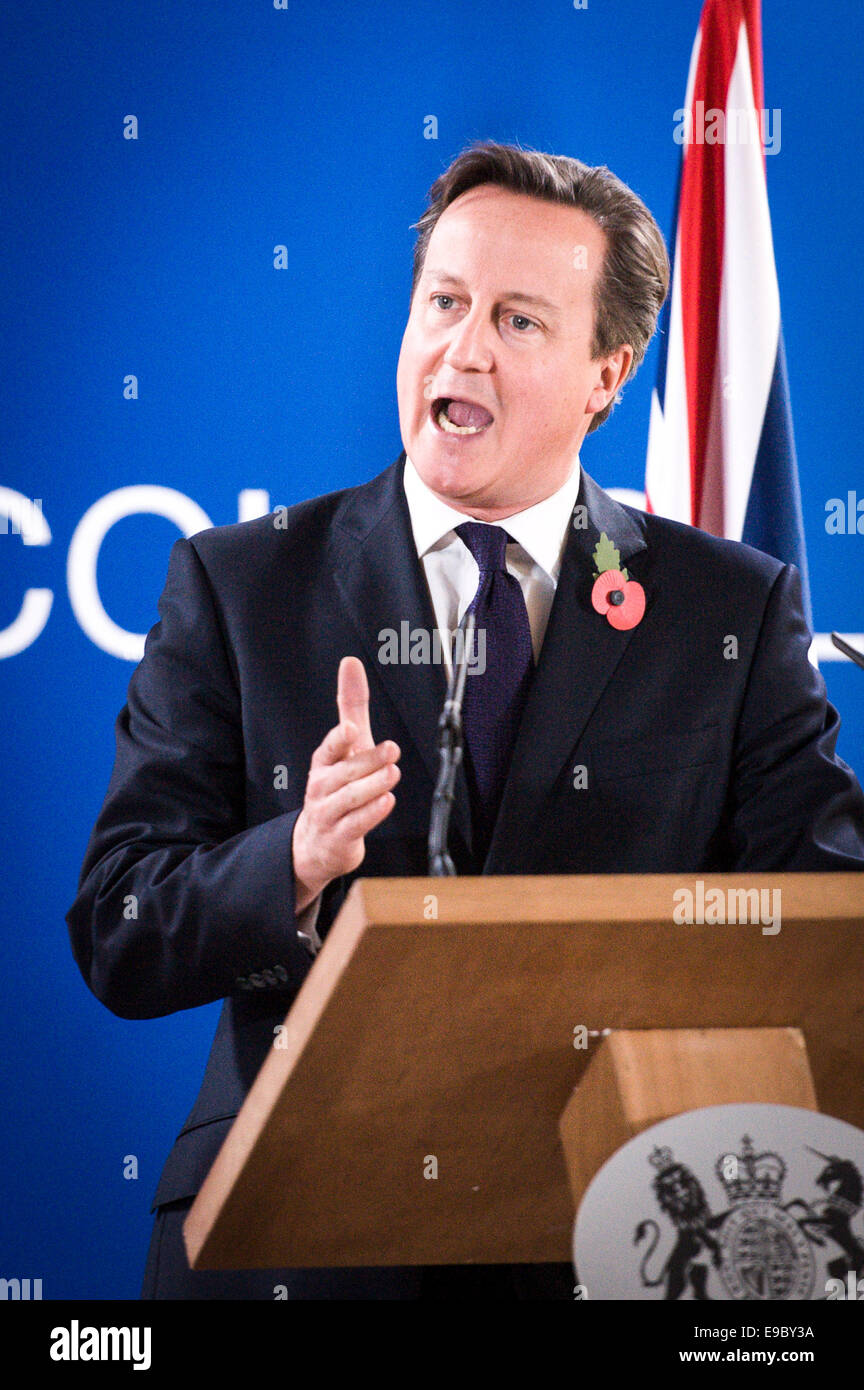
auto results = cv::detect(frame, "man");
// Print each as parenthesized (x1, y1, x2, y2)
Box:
(67, 142, 864, 1300)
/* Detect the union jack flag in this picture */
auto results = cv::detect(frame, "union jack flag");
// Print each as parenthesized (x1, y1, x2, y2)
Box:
(645, 0, 812, 629)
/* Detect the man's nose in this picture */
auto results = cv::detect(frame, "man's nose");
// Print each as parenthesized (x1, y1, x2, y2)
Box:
(442, 308, 495, 373)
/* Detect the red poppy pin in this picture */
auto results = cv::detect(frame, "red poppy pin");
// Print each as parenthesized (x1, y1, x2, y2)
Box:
(591, 533, 645, 631)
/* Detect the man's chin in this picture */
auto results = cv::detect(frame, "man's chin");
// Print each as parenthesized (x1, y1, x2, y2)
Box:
(409, 450, 492, 505)
(406, 422, 495, 479)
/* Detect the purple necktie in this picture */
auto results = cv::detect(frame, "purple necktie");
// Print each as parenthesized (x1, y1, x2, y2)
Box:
(455, 522, 535, 857)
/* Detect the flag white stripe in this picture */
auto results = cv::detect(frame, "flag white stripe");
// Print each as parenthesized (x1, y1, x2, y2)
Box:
(719, 20, 780, 540)
(646, 224, 692, 521)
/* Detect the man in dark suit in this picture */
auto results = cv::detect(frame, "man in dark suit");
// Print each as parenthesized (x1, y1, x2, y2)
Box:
(67, 142, 864, 1300)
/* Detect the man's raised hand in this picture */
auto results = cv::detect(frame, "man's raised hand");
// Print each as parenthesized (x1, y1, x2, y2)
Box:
(292, 656, 400, 914)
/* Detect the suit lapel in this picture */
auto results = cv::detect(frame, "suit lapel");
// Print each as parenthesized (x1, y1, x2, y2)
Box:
(486, 468, 650, 872)
(330, 457, 650, 871)
(332, 453, 474, 857)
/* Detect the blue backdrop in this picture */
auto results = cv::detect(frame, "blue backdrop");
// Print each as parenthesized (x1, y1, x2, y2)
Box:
(2, 0, 862, 1298)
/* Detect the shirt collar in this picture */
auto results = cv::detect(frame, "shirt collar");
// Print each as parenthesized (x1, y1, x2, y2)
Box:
(402, 453, 582, 583)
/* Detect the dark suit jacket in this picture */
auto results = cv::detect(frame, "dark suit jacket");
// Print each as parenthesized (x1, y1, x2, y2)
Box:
(67, 454, 864, 1219)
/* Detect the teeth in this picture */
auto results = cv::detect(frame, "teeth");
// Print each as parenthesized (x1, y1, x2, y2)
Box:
(436, 406, 485, 435)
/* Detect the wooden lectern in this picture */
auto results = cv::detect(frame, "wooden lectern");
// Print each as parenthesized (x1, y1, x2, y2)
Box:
(184, 873, 864, 1271)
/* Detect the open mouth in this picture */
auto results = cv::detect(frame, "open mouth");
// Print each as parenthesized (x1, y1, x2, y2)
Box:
(430, 397, 495, 436)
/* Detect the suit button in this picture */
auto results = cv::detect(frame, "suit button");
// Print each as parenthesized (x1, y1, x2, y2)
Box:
(273, 964, 289, 983)
(261, 968, 278, 986)
(248, 973, 266, 988)
(235, 976, 253, 991)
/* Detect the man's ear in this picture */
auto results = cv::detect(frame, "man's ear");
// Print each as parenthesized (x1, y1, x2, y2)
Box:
(587, 344, 634, 414)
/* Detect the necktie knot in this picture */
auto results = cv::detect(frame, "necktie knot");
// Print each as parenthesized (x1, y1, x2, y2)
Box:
(455, 521, 511, 575)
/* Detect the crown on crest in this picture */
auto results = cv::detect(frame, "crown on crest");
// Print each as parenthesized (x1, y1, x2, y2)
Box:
(715, 1135, 786, 1204)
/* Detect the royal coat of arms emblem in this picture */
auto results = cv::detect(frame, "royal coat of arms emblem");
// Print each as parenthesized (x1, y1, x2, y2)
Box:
(574, 1105, 864, 1300)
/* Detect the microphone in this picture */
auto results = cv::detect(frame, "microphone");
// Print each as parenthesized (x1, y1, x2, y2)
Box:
(428, 612, 475, 876)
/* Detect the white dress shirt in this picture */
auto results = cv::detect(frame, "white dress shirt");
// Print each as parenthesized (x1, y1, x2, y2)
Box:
(402, 452, 583, 677)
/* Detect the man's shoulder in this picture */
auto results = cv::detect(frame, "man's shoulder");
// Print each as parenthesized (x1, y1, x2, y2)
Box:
(186, 456, 404, 576)
(621, 497, 787, 592)
(580, 468, 787, 595)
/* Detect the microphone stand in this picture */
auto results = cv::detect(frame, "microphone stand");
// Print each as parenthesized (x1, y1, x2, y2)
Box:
(428, 612, 474, 876)
(831, 632, 864, 670)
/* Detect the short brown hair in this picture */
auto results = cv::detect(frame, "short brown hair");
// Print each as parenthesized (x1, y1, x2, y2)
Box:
(410, 141, 670, 432)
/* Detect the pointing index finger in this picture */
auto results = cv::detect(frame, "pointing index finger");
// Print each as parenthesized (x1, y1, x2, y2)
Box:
(336, 656, 374, 753)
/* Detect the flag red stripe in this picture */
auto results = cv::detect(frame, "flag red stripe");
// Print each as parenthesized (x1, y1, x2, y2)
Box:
(678, 0, 740, 523)
(743, 0, 764, 123)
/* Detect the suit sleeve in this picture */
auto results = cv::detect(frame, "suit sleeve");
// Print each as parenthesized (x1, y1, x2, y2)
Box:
(66, 536, 316, 1019)
(727, 562, 864, 869)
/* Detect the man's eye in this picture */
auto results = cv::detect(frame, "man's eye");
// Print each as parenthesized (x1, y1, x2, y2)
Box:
(432, 294, 455, 310)
(507, 313, 537, 332)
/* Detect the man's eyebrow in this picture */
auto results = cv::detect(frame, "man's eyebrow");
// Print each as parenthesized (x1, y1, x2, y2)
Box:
(423, 270, 560, 314)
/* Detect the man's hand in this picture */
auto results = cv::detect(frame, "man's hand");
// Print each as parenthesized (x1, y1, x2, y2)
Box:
(292, 656, 401, 914)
